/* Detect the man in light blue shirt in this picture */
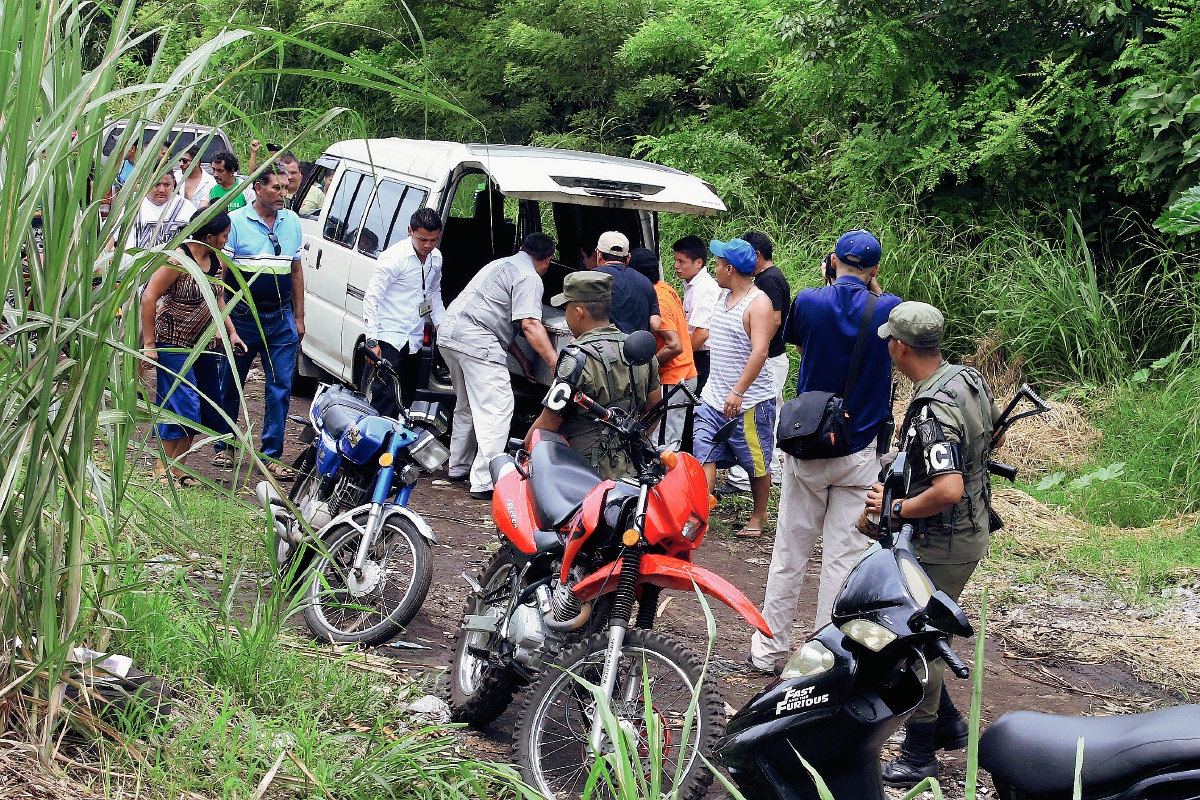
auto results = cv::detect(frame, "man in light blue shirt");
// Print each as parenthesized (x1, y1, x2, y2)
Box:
(213, 168, 305, 478)
(362, 207, 445, 416)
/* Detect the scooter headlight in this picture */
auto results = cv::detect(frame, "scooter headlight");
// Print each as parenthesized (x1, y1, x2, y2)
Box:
(780, 639, 835, 680)
(898, 555, 934, 608)
(839, 619, 897, 652)
(408, 428, 450, 471)
(681, 513, 706, 542)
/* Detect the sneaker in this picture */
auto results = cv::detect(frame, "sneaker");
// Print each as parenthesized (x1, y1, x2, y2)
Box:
(744, 654, 782, 677)
(716, 481, 748, 498)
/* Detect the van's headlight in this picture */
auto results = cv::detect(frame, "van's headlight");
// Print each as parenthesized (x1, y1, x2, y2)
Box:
(780, 640, 835, 679)
(681, 513, 706, 541)
(898, 556, 934, 608)
(839, 619, 897, 652)
(408, 428, 449, 471)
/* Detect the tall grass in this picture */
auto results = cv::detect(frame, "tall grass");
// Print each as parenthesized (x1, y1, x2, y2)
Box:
(0, 0, 462, 761)
(659, 194, 1200, 387)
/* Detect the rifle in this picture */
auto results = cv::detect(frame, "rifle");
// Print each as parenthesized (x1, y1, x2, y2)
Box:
(987, 383, 1051, 482)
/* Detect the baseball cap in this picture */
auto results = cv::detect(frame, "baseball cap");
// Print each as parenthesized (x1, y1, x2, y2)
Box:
(709, 238, 757, 274)
(551, 271, 613, 307)
(596, 231, 630, 258)
(835, 230, 882, 269)
(628, 247, 661, 283)
(878, 301, 944, 348)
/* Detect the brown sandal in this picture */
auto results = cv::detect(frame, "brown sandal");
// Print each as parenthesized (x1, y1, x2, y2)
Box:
(266, 462, 296, 481)
(734, 525, 763, 539)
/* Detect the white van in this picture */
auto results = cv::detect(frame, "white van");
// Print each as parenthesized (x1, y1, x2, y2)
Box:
(291, 139, 724, 428)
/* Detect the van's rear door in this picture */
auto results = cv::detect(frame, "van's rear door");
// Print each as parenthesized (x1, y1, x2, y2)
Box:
(461, 145, 725, 215)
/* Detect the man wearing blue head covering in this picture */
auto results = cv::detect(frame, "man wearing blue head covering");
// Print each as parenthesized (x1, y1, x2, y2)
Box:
(691, 237, 777, 539)
(746, 230, 903, 677)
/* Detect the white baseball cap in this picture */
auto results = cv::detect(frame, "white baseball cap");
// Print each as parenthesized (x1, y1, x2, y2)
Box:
(596, 230, 630, 257)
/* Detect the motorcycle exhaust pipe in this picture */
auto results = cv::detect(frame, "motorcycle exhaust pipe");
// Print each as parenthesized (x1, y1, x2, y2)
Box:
(544, 602, 592, 631)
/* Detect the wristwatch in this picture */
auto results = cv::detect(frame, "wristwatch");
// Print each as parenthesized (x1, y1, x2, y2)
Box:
(365, 338, 378, 349)
(891, 500, 904, 519)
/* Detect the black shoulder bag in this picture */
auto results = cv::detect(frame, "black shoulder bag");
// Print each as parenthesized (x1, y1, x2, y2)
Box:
(776, 292, 879, 460)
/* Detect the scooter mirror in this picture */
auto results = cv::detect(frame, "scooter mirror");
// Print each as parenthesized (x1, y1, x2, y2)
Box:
(926, 590, 974, 637)
(623, 330, 658, 366)
(713, 417, 740, 445)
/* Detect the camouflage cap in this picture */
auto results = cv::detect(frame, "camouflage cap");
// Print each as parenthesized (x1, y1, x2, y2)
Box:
(551, 271, 613, 307)
(878, 301, 944, 348)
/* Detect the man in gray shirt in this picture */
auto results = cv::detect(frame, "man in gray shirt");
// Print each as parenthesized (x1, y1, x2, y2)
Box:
(439, 233, 559, 498)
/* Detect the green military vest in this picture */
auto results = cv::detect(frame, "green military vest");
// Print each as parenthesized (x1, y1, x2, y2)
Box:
(901, 362, 1000, 564)
(556, 325, 659, 480)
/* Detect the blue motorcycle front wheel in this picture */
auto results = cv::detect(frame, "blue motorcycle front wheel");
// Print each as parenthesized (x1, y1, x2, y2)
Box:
(301, 515, 433, 645)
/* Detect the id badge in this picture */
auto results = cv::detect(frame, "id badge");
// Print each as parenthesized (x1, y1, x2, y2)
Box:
(419, 300, 433, 319)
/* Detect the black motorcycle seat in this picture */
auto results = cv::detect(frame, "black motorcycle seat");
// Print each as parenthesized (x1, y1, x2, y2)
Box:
(979, 705, 1200, 795)
(319, 386, 376, 439)
(529, 435, 603, 530)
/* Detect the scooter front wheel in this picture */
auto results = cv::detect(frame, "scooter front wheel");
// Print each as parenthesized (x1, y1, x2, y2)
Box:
(513, 628, 723, 800)
(302, 515, 432, 645)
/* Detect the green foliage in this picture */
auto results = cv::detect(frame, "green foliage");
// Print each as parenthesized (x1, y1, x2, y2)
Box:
(1157, 185, 1200, 234)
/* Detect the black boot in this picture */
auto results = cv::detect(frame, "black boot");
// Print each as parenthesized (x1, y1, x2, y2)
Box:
(881, 721, 938, 788)
(934, 685, 969, 751)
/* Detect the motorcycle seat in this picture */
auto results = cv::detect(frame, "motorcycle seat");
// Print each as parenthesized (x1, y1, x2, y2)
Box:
(318, 386, 376, 439)
(979, 705, 1200, 796)
(529, 435, 603, 530)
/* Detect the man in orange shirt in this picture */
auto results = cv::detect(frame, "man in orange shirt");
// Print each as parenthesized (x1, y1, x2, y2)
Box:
(630, 248, 698, 449)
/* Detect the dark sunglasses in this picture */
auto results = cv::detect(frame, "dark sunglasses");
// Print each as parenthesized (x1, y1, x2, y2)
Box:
(266, 231, 281, 256)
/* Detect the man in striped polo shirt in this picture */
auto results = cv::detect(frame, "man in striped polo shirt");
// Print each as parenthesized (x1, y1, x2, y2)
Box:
(691, 237, 777, 539)
(213, 167, 305, 479)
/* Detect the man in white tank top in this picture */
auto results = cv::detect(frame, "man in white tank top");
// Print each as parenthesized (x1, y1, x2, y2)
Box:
(692, 237, 777, 538)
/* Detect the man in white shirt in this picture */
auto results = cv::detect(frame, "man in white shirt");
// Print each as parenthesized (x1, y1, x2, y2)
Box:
(126, 172, 196, 251)
(672, 236, 720, 453)
(362, 207, 445, 417)
(438, 233, 560, 499)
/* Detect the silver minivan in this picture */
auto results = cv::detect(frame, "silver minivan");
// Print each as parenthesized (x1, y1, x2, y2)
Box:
(291, 139, 724, 428)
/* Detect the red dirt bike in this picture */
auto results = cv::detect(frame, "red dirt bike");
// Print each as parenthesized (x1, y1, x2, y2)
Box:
(447, 332, 772, 800)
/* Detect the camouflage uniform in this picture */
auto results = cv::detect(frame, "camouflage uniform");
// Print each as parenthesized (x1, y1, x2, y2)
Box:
(544, 324, 660, 480)
(897, 359, 1000, 725)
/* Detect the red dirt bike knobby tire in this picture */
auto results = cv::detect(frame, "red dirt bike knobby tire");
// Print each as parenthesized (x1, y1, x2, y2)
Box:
(512, 627, 723, 800)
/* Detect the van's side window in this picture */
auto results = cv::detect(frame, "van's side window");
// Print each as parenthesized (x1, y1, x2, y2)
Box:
(358, 180, 431, 258)
(295, 159, 338, 219)
(322, 169, 375, 249)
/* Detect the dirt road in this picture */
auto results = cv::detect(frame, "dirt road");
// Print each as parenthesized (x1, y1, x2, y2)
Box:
(202, 376, 1173, 797)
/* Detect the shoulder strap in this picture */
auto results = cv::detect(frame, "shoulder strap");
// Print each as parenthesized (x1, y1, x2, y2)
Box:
(843, 291, 880, 399)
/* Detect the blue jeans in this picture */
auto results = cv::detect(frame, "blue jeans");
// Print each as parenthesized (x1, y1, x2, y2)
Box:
(217, 304, 298, 459)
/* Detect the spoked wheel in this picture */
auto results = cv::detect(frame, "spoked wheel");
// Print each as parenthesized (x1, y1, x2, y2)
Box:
(277, 448, 318, 570)
(449, 546, 524, 727)
(302, 515, 432, 645)
(513, 628, 723, 800)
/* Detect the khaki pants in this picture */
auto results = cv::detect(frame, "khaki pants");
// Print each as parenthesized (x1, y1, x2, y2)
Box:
(658, 376, 698, 451)
(910, 560, 978, 724)
(443, 348, 514, 493)
(750, 447, 878, 667)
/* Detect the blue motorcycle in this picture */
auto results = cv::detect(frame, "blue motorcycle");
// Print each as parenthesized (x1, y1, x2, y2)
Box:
(259, 345, 450, 645)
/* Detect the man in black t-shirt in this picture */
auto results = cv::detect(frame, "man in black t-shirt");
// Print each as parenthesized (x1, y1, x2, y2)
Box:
(726, 231, 791, 491)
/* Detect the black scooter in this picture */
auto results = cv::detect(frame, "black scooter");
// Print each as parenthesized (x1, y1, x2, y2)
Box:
(717, 453, 1200, 800)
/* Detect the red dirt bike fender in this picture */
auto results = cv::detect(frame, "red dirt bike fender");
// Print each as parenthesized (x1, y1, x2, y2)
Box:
(570, 554, 772, 638)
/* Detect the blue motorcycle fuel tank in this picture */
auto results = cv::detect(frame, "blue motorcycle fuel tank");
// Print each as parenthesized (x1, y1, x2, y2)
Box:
(339, 416, 397, 465)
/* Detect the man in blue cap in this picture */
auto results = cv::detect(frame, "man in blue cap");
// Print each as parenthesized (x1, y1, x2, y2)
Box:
(692, 237, 777, 539)
(746, 229, 902, 676)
